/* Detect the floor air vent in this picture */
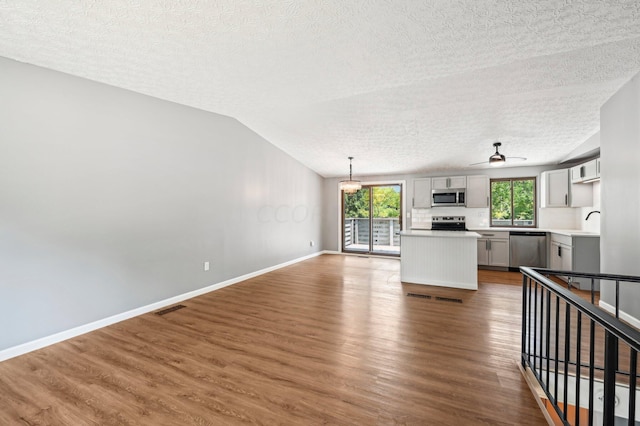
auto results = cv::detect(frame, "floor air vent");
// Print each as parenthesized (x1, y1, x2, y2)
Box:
(406, 293, 462, 303)
(435, 296, 463, 304)
(407, 293, 431, 299)
(155, 304, 187, 316)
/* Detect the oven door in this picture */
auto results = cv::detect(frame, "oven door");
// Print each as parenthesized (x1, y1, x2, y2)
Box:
(432, 190, 458, 206)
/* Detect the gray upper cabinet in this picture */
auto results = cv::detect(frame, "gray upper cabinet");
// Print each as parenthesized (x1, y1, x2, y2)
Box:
(412, 178, 431, 208)
(466, 175, 489, 208)
(432, 176, 466, 189)
(571, 158, 599, 183)
(541, 168, 593, 208)
(541, 169, 569, 207)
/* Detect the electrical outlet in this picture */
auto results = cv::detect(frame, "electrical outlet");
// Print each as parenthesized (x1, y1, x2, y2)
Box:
(310, 240, 315, 247)
(203, 261, 210, 271)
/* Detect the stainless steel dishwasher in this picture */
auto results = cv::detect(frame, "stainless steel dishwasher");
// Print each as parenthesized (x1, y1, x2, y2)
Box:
(509, 231, 547, 269)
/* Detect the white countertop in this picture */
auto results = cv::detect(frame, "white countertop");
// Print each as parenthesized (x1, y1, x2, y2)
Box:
(401, 230, 481, 238)
(467, 227, 600, 237)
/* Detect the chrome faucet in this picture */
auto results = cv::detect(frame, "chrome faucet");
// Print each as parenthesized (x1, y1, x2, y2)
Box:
(585, 210, 600, 220)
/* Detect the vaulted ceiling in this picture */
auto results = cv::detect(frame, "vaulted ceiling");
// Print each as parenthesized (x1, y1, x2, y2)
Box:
(2, 1, 640, 177)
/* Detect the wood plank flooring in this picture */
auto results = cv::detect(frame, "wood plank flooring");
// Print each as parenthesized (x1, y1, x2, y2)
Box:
(0, 255, 546, 425)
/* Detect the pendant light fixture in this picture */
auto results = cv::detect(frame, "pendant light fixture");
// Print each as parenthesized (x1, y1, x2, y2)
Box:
(340, 156, 362, 194)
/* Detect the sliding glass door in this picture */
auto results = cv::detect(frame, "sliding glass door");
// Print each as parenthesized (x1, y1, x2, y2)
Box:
(342, 184, 402, 256)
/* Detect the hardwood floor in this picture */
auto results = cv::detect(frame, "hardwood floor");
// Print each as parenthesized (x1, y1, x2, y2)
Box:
(0, 255, 546, 425)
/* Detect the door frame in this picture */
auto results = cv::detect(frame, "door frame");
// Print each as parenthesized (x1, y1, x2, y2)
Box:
(337, 180, 406, 256)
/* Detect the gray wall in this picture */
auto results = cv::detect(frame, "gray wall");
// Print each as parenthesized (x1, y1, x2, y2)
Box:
(600, 71, 640, 319)
(0, 57, 323, 351)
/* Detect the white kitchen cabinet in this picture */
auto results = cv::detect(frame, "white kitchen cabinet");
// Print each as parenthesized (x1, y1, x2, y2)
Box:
(412, 178, 431, 208)
(541, 169, 569, 207)
(432, 176, 466, 189)
(431, 177, 448, 190)
(549, 240, 572, 273)
(477, 239, 489, 265)
(476, 231, 509, 268)
(549, 233, 600, 290)
(466, 175, 489, 208)
(571, 158, 599, 183)
(541, 168, 593, 208)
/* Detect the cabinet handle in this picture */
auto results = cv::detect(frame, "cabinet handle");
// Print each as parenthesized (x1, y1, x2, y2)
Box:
(565, 194, 568, 206)
(581, 166, 585, 178)
(558, 245, 562, 257)
(486, 196, 489, 207)
(483, 233, 495, 236)
(488, 240, 491, 250)
(412, 197, 415, 207)
(485, 240, 489, 250)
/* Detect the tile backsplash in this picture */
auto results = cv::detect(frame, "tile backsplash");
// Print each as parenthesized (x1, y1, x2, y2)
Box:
(411, 207, 490, 229)
(410, 180, 600, 231)
(412, 205, 598, 231)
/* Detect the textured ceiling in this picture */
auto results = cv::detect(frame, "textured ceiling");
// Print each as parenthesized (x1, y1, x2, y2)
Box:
(1, 1, 640, 177)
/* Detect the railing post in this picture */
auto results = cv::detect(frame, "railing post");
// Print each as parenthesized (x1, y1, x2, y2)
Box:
(521, 273, 528, 368)
(354, 220, 359, 244)
(603, 330, 619, 425)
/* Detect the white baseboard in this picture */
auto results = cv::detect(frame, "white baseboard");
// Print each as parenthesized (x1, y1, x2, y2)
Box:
(599, 300, 640, 329)
(0, 251, 324, 362)
(324, 250, 401, 260)
(322, 250, 341, 255)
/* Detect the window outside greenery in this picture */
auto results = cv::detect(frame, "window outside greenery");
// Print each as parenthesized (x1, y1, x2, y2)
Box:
(490, 178, 535, 227)
(344, 186, 400, 218)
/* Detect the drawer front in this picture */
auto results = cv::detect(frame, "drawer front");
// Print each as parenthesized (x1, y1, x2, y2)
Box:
(550, 233, 572, 246)
(477, 231, 509, 240)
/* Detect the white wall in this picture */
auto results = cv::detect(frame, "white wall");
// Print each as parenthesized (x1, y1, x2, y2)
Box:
(579, 181, 601, 233)
(600, 71, 640, 320)
(0, 57, 323, 351)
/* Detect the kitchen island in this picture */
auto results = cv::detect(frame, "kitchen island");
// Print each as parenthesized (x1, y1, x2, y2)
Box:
(400, 230, 481, 290)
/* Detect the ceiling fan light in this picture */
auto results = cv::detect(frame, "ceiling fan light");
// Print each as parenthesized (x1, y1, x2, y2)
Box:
(489, 153, 506, 166)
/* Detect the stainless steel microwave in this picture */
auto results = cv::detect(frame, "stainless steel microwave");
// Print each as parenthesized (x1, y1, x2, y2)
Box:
(431, 188, 466, 207)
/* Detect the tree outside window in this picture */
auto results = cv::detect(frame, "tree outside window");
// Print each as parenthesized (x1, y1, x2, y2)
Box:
(344, 186, 400, 219)
(491, 178, 536, 227)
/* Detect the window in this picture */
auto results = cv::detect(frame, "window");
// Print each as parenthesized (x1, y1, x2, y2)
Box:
(490, 177, 536, 227)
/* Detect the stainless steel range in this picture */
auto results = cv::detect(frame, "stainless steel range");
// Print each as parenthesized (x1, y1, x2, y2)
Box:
(431, 216, 467, 231)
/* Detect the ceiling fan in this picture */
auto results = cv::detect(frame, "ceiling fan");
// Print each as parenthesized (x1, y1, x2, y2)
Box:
(470, 142, 527, 167)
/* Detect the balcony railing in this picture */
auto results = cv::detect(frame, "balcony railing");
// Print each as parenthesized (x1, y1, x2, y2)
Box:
(344, 218, 400, 248)
(521, 267, 640, 425)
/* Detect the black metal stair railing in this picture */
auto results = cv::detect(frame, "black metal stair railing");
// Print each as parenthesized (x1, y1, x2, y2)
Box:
(520, 267, 640, 426)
